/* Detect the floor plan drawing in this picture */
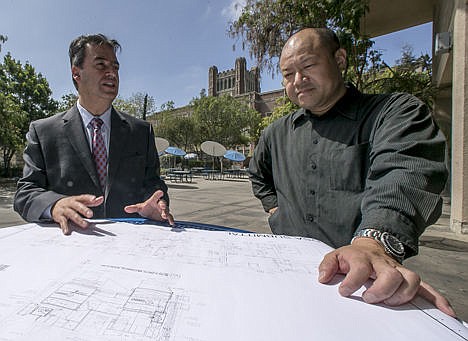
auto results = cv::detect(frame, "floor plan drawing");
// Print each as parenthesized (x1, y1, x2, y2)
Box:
(12, 267, 187, 341)
(0, 222, 466, 341)
(18, 281, 181, 340)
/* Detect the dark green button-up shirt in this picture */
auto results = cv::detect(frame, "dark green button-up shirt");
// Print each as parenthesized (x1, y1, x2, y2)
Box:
(249, 85, 447, 258)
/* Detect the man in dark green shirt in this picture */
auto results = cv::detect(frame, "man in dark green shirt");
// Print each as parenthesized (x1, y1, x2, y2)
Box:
(249, 27, 454, 316)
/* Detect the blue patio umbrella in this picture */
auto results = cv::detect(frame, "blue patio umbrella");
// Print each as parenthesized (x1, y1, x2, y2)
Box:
(165, 146, 186, 156)
(165, 147, 186, 168)
(224, 150, 246, 162)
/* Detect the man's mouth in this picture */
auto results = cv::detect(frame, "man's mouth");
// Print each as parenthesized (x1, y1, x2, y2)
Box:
(102, 81, 116, 89)
(297, 87, 313, 96)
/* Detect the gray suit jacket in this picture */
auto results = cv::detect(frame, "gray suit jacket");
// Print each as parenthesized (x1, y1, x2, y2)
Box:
(14, 105, 168, 222)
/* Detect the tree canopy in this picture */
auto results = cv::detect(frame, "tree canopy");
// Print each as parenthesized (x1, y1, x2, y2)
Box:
(153, 94, 261, 152)
(228, 0, 370, 80)
(228, 0, 436, 111)
(191, 94, 261, 148)
(0, 52, 57, 175)
(113, 92, 157, 120)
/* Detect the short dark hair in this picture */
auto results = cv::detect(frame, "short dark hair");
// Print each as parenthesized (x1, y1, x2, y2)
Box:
(68, 34, 121, 89)
(313, 28, 341, 55)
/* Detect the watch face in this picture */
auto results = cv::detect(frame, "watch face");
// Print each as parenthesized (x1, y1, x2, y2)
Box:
(381, 232, 405, 256)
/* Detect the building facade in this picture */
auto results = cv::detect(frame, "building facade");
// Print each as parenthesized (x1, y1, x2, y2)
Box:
(152, 57, 285, 120)
(208, 57, 284, 116)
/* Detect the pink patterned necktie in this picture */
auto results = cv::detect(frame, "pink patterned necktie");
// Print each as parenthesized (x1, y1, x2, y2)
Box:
(90, 118, 107, 191)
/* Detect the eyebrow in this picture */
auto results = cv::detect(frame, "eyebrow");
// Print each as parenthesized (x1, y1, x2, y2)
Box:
(94, 56, 120, 66)
(281, 55, 318, 71)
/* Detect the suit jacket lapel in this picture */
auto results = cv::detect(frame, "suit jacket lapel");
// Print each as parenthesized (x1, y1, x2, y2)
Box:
(64, 105, 101, 190)
(106, 108, 130, 196)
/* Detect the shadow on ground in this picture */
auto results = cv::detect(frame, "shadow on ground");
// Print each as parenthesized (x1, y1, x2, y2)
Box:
(166, 184, 199, 190)
(419, 236, 468, 252)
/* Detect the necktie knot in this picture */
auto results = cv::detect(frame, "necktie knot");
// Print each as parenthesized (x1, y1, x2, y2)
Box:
(91, 117, 104, 130)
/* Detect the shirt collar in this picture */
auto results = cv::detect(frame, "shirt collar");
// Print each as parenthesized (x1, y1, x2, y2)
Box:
(291, 83, 361, 126)
(332, 83, 361, 120)
(77, 100, 112, 130)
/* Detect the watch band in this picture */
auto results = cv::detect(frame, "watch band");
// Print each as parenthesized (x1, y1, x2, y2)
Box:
(352, 228, 405, 263)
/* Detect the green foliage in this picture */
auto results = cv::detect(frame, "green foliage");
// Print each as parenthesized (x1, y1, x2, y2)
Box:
(261, 96, 299, 129)
(0, 53, 58, 123)
(153, 94, 262, 153)
(191, 94, 261, 148)
(362, 46, 435, 108)
(57, 93, 78, 111)
(228, 0, 370, 77)
(0, 52, 57, 175)
(113, 92, 156, 119)
(154, 112, 197, 151)
(0, 92, 26, 174)
(229, 0, 436, 114)
(159, 100, 175, 112)
(228, 1, 402, 92)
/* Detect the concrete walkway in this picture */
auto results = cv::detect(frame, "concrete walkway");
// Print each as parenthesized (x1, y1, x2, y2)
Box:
(1, 177, 467, 321)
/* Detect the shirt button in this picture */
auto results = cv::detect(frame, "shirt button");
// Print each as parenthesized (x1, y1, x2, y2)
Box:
(306, 214, 314, 222)
(311, 162, 317, 169)
(313, 139, 319, 144)
(310, 190, 315, 195)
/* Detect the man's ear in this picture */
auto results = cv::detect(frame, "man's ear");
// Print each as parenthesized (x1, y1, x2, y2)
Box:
(71, 66, 80, 80)
(334, 48, 347, 71)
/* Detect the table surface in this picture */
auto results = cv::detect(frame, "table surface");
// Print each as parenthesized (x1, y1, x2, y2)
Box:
(111, 218, 250, 233)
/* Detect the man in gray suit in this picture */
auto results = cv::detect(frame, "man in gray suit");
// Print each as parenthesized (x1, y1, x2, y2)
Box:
(14, 34, 173, 235)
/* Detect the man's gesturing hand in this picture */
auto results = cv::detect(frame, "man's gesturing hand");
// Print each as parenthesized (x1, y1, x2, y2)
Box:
(51, 195, 104, 235)
(124, 190, 174, 225)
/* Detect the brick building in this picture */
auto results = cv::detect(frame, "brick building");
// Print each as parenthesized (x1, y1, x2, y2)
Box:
(208, 57, 285, 116)
(151, 57, 285, 120)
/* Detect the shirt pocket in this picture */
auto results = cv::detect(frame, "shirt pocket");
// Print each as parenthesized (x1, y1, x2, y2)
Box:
(327, 142, 369, 192)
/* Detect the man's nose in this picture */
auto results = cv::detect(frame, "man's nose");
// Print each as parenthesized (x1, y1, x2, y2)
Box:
(105, 68, 118, 79)
(294, 70, 307, 85)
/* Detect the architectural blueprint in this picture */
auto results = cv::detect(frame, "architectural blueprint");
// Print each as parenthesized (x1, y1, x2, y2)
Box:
(0, 222, 467, 340)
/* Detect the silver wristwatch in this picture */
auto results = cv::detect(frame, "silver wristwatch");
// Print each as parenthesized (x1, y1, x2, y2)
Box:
(352, 229, 405, 263)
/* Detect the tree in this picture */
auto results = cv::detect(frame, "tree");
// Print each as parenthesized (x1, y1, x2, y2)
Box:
(228, 1, 436, 117)
(363, 45, 435, 108)
(0, 92, 25, 175)
(57, 93, 78, 112)
(228, 0, 371, 86)
(159, 100, 175, 112)
(154, 113, 197, 152)
(0, 53, 57, 175)
(260, 45, 436, 127)
(113, 92, 156, 119)
(191, 94, 261, 148)
(261, 96, 298, 130)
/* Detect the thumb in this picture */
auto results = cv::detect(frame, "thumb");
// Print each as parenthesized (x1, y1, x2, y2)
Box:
(124, 204, 141, 214)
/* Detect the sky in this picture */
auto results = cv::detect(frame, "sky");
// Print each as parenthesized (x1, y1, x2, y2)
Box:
(0, 0, 433, 109)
